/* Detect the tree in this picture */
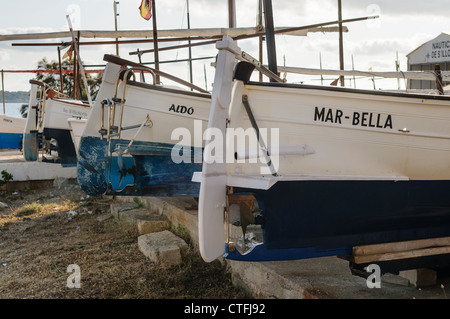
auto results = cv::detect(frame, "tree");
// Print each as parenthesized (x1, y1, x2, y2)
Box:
(35, 57, 102, 101)
(20, 57, 102, 117)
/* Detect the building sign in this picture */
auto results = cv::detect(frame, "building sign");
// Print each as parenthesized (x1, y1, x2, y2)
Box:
(408, 33, 450, 65)
(428, 38, 450, 62)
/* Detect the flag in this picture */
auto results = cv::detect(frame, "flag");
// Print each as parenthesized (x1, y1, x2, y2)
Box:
(139, 0, 152, 20)
(62, 44, 74, 63)
(330, 78, 339, 86)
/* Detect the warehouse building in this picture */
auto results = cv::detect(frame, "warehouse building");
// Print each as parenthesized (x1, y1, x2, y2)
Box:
(407, 32, 450, 90)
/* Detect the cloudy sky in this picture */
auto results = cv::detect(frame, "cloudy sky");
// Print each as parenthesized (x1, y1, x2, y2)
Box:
(0, 0, 448, 92)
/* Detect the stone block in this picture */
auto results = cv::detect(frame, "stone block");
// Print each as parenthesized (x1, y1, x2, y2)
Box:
(399, 268, 437, 288)
(138, 230, 188, 267)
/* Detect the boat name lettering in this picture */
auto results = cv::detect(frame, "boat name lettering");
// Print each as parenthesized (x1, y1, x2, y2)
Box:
(169, 104, 194, 115)
(314, 107, 393, 129)
(2, 118, 13, 123)
(63, 107, 88, 118)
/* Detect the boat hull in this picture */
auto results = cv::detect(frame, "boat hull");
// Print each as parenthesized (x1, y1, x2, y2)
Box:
(77, 56, 211, 197)
(197, 38, 450, 262)
(224, 179, 450, 261)
(0, 132, 23, 149)
(23, 84, 89, 165)
(0, 114, 26, 149)
(77, 135, 202, 196)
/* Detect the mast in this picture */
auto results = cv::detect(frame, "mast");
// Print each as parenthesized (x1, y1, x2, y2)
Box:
(152, 0, 160, 84)
(338, 0, 345, 87)
(113, 1, 119, 56)
(187, 0, 193, 87)
(1, 70, 5, 114)
(257, 0, 263, 81)
(228, 0, 236, 28)
(263, 0, 277, 81)
(57, 45, 64, 93)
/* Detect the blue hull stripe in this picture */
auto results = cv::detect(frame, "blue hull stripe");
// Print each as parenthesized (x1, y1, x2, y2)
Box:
(0, 132, 23, 149)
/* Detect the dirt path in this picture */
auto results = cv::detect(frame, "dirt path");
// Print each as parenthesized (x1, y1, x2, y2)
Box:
(0, 182, 249, 299)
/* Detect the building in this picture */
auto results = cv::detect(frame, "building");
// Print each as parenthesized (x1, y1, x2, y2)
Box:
(406, 32, 450, 90)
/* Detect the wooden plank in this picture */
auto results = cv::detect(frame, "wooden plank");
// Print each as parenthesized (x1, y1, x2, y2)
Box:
(352, 246, 450, 264)
(353, 236, 450, 256)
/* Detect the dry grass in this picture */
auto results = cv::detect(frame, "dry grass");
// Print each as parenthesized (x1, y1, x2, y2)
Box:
(0, 184, 249, 299)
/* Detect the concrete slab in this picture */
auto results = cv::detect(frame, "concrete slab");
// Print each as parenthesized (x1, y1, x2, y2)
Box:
(0, 150, 76, 181)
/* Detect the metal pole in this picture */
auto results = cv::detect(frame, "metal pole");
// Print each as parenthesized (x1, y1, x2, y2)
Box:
(351, 54, 356, 88)
(1, 70, 5, 114)
(152, 0, 160, 84)
(228, 0, 236, 28)
(114, 1, 119, 56)
(73, 40, 78, 99)
(435, 64, 444, 95)
(338, 0, 344, 87)
(258, 0, 263, 82)
(263, 0, 277, 81)
(57, 46, 64, 93)
(67, 15, 93, 107)
(136, 49, 146, 82)
(319, 52, 323, 85)
(187, 0, 193, 88)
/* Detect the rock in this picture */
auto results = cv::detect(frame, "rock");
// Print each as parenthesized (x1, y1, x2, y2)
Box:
(0, 202, 8, 210)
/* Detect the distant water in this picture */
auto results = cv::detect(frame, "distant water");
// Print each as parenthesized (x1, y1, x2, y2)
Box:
(1, 103, 25, 118)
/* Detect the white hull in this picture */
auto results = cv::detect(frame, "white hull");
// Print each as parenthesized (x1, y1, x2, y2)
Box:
(23, 81, 90, 164)
(1, 114, 26, 134)
(226, 82, 450, 185)
(82, 59, 211, 145)
(198, 37, 450, 262)
(42, 99, 90, 131)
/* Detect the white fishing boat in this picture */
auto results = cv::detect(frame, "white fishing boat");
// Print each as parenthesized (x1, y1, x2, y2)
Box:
(0, 114, 26, 149)
(23, 80, 90, 165)
(76, 54, 211, 196)
(196, 35, 450, 263)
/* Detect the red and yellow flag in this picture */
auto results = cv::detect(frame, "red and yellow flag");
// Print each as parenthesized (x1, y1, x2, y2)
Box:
(139, 0, 152, 20)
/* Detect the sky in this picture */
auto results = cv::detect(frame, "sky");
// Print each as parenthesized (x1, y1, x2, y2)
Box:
(0, 0, 449, 92)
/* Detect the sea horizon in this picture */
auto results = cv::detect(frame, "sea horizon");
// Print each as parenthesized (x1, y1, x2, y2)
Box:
(1, 102, 27, 118)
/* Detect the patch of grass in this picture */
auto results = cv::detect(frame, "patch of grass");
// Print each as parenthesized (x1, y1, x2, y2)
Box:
(13, 201, 77, 218)
(0, 185, 250, 299)
(0, 200, 79, 226)
(133, 197, 144, 208)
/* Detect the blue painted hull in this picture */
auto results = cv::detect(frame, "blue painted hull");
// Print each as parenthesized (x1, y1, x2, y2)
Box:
(77, 139, 450, 262)
(226, 180, 450, 261)
(0, 132, 23, 150)
(23, 132, 39, 161)
(77, 136, 202, 197)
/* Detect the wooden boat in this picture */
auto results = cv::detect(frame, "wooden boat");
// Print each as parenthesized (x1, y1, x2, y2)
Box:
(76, 55, 211, 196)
(0, 114, 26, 149)
(197, 36, 450, 263)
(23, 80, 90, 165)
